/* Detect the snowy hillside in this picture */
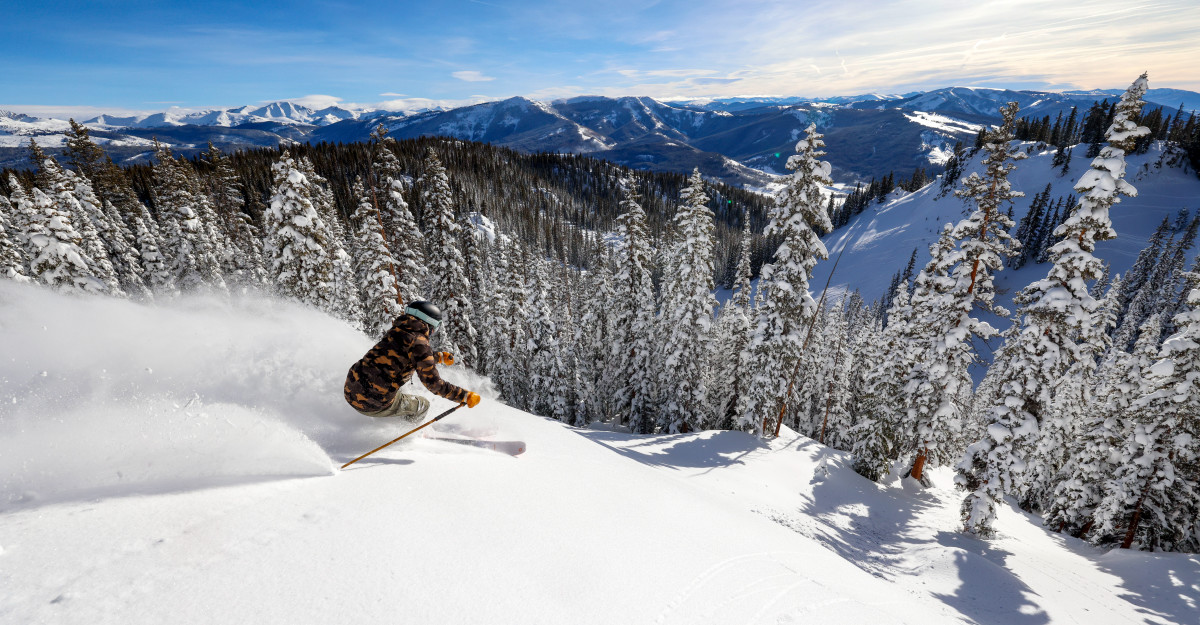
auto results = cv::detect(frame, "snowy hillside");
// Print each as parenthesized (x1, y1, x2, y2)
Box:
(814, 142, 1200, 306)
(2, 281, 1197, 624)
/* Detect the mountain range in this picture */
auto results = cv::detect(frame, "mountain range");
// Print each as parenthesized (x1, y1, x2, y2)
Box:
(2, 87, 1197, 185)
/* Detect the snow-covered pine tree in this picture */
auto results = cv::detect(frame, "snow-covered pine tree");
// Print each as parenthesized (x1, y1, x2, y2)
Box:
(0, 194, 31, 282)
(264, 151, 336, 311)
(659, 168, 718, 433)
(460, 208, 489, 370)
(1045, 313, 1157, 536)
(575, 251, 619, 426)
(152, 143, 226, 294)
(851, 282, 911, 481)
(4, 177, 34, 250)
(1113, 217, 1170, 337)
(350, 177, 404, 336)
(35, 152, 121, 296)
(816, 305, 854, 449)
(744, 123, 833, 436)
(299, 157, 362, 329)
(611, 177, 659, 434)
(1023, 76, 1151, 512)
(132, 214, 174, 294)
(372, 136, 425, 305)
(203, 143, 265, 293)
(419, 148, 477, 365)
(555, 262, 582, 426)
(527, 258, 571, 421)
(1092, 271, 1200, 551)
(711, 210, 756, 431)
(957, 73, 1150, 537)
(900, 225, 966, 482)
(489, 239, 531, 409)
(23, 187, 105, 294)
(906, 103, 1024, 483)
(99, 199, 151, 299)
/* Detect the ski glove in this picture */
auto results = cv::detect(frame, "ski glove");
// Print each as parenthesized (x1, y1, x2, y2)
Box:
(465, 392, 481, 408)
(436, 351, 455, 366)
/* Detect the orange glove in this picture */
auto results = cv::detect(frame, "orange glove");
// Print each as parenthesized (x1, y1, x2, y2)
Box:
(465, 392, 481, 408)
(436, 351, 455, 366)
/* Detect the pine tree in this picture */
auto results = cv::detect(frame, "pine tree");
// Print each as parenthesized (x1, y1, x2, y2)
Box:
(460, 208, 489, 369)
(576, 251, 620, 426)
(419, 148, 477, 364)
(956, 74, 1150, 537)
(350, 177, 404, 336)
(1093, 272, 1200, 551)
(902, 102, 1025, 484)
(203, 143, 265, 293)
(373, 137, 425, 305)
(63, 119, 108, 189)
(35, 152, 122, 296)
(527, 259, 570, 421)
(302, 157, 363, 328)
(1046, 313, 1156, 536)
(491, 240, 531, 409)
(0, 194, 31, 282)
(611, 178, 659, 434)
(132, 214, 174, 294)
(901, 225, 972, 483)
(153, 143, 226, 294)
(264, 151, 336, 310)
(23, 187, 105, 293)
(851, 282, 910, 481)
(659, 169, 718, 433)
(745, 124, 833, 435)
(816, 306, 854, 449)
(99, 199, 151, 299)
(711, 211, 756, 431)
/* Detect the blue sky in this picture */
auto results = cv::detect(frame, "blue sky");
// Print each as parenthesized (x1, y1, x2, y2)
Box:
(3, 0, 1199, 115)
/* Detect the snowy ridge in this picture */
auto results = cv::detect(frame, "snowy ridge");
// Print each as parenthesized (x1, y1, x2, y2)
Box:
(813, 141, 1200, 306)
(2, 281, 1197, 624)
(82, 102, 365, 130)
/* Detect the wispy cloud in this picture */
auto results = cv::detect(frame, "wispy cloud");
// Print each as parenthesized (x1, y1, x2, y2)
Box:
(452, 70, 495, 82)
(3, 0, 1197, 109)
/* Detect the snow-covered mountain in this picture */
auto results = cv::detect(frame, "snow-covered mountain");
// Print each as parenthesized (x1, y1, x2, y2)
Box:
(84, 101, 367, 129)
(813, 142, 1200, 316)
(3, 86, 1197, 184)
(843, 86, 1200, 127)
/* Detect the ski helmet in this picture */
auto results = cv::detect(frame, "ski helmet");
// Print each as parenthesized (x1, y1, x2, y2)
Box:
(405, 300, 443, 332)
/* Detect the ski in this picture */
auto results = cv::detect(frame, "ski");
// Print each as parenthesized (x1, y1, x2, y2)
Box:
(427, 436, 530, 455)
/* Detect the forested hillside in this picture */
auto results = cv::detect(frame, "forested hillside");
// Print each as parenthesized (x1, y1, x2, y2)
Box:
(2, 75, 1197, 554)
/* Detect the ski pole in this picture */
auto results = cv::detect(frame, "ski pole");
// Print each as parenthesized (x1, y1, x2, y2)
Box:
(341, 402, 466, 469)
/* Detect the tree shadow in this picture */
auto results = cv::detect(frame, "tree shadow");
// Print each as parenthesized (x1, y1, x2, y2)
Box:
(574, 429, 771, 471)
(1093, 549, 1200, 625)
(771, 449, 1049, 625)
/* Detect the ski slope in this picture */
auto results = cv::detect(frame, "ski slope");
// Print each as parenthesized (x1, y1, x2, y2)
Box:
(1, 282, 1197, 624)
(814, 143, 1200, 306)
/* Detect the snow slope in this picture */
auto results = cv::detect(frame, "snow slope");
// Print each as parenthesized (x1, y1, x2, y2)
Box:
(1, 282, 1196, 624)
(814, 142, 1200, 306)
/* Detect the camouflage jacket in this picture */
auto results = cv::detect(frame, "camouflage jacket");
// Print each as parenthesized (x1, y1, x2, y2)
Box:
(344, 314, 469, 412)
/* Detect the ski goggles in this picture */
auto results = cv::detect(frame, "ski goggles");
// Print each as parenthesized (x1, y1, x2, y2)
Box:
(405, 307, 441, 332)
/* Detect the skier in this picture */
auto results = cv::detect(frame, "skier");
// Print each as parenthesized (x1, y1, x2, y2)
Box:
(344, 300, 481, 422)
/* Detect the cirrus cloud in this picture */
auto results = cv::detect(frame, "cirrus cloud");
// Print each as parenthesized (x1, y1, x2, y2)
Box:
(452, 70, 495, 82)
